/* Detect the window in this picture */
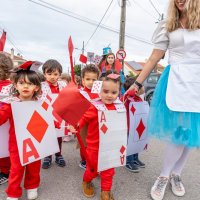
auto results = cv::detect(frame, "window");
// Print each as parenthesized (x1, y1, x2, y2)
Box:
(147, 75, 159, 84)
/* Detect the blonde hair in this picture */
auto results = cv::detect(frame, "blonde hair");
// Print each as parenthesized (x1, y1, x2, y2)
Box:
(166, 0, 200, 32)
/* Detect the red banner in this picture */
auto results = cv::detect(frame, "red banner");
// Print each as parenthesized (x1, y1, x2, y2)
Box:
(79, 54, 87, 64)
(0, 31, 6, 51)
(68, 36, 75, 82)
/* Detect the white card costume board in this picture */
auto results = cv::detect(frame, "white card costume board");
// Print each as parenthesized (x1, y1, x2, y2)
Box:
(0, 84, 12, 100)
(44, 94, 67, 137)
(91, 81, 103, 94)
(98, 110, 127, 172)
(0, 121, 9, 158)
(12, 101, 59, 166)
(127, 101, 149, 156)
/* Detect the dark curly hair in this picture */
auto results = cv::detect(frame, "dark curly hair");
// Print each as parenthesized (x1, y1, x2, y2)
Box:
(0, 53, 14, 80)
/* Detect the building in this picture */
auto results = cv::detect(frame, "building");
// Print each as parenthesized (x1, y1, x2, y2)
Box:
(4, 48, 26, 67)
(124, 60, 164, 77)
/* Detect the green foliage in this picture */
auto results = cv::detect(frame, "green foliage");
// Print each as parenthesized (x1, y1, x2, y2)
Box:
(128, 71, 135, 78)
(74, 64, 81, 76)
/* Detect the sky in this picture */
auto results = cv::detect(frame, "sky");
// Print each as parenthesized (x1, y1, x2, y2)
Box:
(0, 0, 168, 72)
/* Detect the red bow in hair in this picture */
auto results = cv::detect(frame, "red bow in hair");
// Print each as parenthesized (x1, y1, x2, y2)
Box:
(12, 61, 43, 72)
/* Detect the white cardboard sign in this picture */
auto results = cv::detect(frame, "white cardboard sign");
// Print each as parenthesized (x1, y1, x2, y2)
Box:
(127, 101, 149, 156)
(12, 101, 59, 166)
(0, 121, 9, 158)
(98, 110, 127, 172)
(44, 94, 67, 137)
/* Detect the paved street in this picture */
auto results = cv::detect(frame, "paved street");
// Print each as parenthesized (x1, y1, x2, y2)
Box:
(1, 139, 200, 200)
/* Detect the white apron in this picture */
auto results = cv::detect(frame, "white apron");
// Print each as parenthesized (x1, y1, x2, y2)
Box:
(166, 29, 200, 113)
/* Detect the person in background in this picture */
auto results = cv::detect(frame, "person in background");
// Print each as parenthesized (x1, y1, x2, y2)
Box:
(123, 77, 146, 173)
(78, 64, 99, 170)
(60, 73, 73, 142)
(0, 53, 13, 185)
(41, 59, 67, 169)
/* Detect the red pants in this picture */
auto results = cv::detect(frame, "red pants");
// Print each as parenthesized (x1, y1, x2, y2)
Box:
(83, 149, 115, 191)
(0, 157, 11, 174)
(6, 151, 41, 198)
(80, 147, 86, 161)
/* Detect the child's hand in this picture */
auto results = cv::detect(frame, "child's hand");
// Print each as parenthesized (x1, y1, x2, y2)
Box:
(67, 125, 78, 133)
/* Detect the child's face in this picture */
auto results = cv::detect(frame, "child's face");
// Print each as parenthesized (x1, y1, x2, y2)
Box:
(82, 72, 98, 90)
(44, 69, 60, 85)
(106, 55, 115, 65)
(100, 80, 120, 104)
(15, 76, 39, 101)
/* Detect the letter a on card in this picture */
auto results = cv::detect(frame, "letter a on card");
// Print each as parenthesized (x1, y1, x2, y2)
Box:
(23, 138, 39, 164)
(100, 111, 106, 122)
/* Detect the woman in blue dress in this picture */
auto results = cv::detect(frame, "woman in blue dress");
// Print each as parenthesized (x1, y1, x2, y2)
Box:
(128, 0, 200, 199)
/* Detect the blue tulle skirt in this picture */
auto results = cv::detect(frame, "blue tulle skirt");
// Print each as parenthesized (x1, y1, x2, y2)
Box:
(148, 65, 200, 147)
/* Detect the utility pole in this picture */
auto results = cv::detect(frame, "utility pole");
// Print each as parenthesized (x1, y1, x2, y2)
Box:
(82, 41, 85, 55)
(81, 41, 85, 69)
(119, 0, 126, 72)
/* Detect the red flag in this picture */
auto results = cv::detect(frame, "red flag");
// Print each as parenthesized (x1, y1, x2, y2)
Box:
(68, 36, 74, 57)
(79, 54, 87, 64)
(52, 83, 91, 126)
(68, 36, 75, 83)
(0, 31, 6, 51)
(53, 82, 94, 170)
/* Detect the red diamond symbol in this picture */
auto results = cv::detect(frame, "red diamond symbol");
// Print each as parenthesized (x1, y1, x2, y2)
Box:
(46, 94, 52, 102)
(100, 124, 108, 134)
(42, 101, 49, 111)
(136, 119, 145, 139)
(120, 145, 125, 154)
(131, 105, 136, 115)
(27, 111, 49, 143)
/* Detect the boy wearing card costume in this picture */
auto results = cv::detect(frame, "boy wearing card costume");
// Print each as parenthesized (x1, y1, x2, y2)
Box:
(0, 53, 13, 185)
(41, 59, 67, 169)
(70, 72, 126, 200)
(123, 77, 146, 173)
(0, 62, 42, 200)
(78, 64, 100, 170)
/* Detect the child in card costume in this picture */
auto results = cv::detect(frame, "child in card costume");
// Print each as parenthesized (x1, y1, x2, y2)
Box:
(59, 73, 73, 142)
(128, 0, 200, 199)
(70, 73, 126, 200)
(41, 59, 67, 169)
(0, 53, 13, 185)
(78, 64, 100, 170)
(123, 77, 146, 173)
(0, 62, 42, 200)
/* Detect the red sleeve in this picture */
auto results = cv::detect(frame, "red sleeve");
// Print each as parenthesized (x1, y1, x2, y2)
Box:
(78, 105, 97, 130)
(0, 103, 12, 126)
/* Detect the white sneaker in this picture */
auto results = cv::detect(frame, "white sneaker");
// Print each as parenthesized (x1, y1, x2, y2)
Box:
(170, 174, 185, 196)
(27, 188, 38, 200)
(6, 198, 19, 200)
(151, 177, 168, 200)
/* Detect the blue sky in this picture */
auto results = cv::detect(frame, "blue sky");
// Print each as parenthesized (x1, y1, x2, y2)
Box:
(0, 0, 168, 72)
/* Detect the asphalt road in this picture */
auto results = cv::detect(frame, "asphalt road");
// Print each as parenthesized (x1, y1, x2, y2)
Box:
(1, 139, 200, 200)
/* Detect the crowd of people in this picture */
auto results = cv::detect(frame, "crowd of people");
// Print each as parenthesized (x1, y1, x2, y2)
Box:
(0, 0, 200, 200)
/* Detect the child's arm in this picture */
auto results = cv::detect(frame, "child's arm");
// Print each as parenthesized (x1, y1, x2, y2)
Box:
(77, 105, 97, 130)
(0, 103, 11, 125)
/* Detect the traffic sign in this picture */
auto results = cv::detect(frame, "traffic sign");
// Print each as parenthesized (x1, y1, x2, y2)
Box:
(116, 49, 126, 60)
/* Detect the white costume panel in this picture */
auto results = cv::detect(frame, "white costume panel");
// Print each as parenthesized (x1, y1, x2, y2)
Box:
(152, 21, 200, 112)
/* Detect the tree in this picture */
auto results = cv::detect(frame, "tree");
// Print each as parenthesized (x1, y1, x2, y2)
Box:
(128, 71, 135, 78)
(74, 64, 81, 76)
